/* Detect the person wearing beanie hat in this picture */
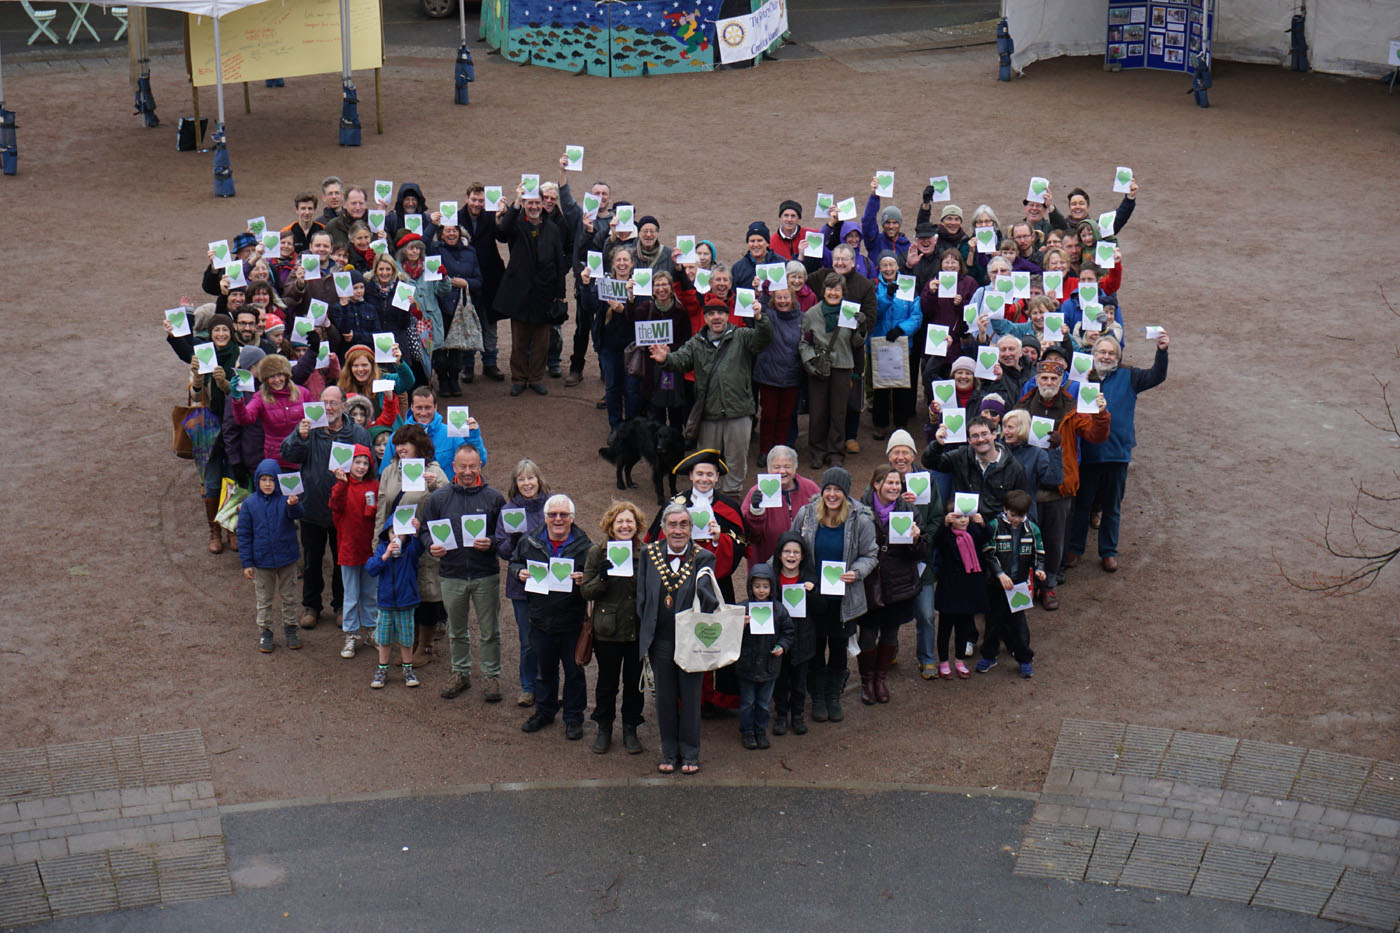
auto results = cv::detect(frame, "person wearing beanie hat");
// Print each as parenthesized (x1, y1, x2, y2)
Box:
(869, 248, 922, 442)
(732, 221, 780, 291)
(262, 311, 286, 336)
(735, 561, 796, 750)
(861, 174, 911, 258)
(771, 201, 818, 271)
(329, 442, 382, 660)
(882, 428, 945, 679)
(940, 204, 963, 222)
(856, 463, 927, 704)
(789, 465, 879, 723)
(977, 393, 1006, 433)
(368, 424, 393, 463)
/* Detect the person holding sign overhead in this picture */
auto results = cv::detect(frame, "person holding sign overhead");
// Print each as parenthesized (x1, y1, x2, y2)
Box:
(801, 273, 866, 470)
(580, 500, 648, 755)
(496, 181, 567, 397)
(579, 246, 642, 428)
(633, 270, 694, 430)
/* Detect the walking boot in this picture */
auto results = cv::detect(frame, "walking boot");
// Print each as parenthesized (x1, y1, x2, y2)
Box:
(874, 643, 897, 703)
(826, 670, 845, 722)
(808, 670, 828, 722)
(755, 728, 770, 749)
(858, 651, 877, 705)
(621, 724, 643, 754)
(772, 710, 788, 736)
(791, 710, 808, 735)
(204, 497, 223, 554)
(591, 723, 612, 754)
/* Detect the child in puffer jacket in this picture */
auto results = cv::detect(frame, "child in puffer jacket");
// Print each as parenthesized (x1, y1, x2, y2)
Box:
(238, 459, 305, 653)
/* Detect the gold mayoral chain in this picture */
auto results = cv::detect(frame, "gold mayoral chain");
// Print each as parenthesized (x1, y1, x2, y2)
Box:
(648, 541, 695, 610)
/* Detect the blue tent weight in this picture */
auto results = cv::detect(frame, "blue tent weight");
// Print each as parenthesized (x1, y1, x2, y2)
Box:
(339, 80, 361, 146)
(1190, 55, 1212, 108)
(996, 19, 1014, 82)
(454, 43, 474, 105)
(134, 64, 159, 128)
(1287, 13, 1308, 72)
(212, 122, 235, 197)
(0, 106, 16, 176)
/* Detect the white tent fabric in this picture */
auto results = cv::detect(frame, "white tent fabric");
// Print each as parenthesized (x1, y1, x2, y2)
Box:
(1007, 0, 1400, 78)
(117, 0, 269, 14)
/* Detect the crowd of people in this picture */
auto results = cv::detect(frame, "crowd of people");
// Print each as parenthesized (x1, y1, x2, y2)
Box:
(166, 158, 1170, 772)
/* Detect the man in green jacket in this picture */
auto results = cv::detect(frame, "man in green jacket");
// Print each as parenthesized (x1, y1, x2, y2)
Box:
(649, 297, 773, 495)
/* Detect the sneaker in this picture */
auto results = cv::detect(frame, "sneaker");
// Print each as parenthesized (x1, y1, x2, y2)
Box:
(259, 629, 275, 653)
(340, 634, 358, 659)
(1019, 661, 1033, 679)
(284, 626, 302, 649)
(564, 371, 583, 387)
(517, 691, 535, 708)
(403, 665, 420, 687)
(975, 657, 997, 673)
(844, 439, 861, 454)
(920, 664, 938, 681)
(938, 661, 952, 679)
(954, 659, 970, 679)
(371, 666, 388, 689)
(440, 671, 471, 699)
(521, 712, 553, 733)
(482, 676, 502, 703)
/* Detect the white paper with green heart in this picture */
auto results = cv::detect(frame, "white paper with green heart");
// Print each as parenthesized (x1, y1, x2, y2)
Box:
(374, 180, 394, 203)
(733, 288, 757, 318)
(460, 513, 489, 543)
(1143, 325, 1164, 340)
(1011, 271, 1031, 299)
(445, 406, 472, 437)
(888, 511, 916, 544)
(368, 209, 387, 231)
(439, 201, 458, 227)
(838, 300, 860, 329)
(1042, 312, 1065, 345)
(333, 271, 354, 298)
(193, 342, 218, 374)
(420, 256, 442, 282)
(392, 282, 415, 311)
(693, 268, 712, 295)
(954, 491, 979, 516)
(247, 216, 267, 237)
(963, 301, 980, 326)
(1095, 241, 1116, 268)
(835, 197, 857, 221)
(1071, 352, 1094, 380)
(520, 174, 540, 198)
(1075, 282, 1096, 305)
(814, 192, 834, 218)
(803, 230, 825, 258)
(1042, 270, 1064, 299)
(606, 540, 633, 577)
(1029, 415, 1056, 449)
(1004, 580, 1033, 612)
(930, 380, 956, 410)
(994, 276, 1015, 298)
(300, 253, 321, 280)
(927, 175, 951, 202)
(747, 601, 775, 635)
(277, 472, 304, 496)
(875, 170, 894, 198)
(632, 268, 653, 297)
(896, 274, 916, 302)
(757, 263, 787, 289)
(905, 471, 932, 505)
(225, 262, 247, 289)
(316, 343, 331, 370)
(675, 235, 698, 264)
(614, 205, 635, 232)
(290, 315, 315, 346)
(688, 508, 713, 540)
(819, 560, 846, 596)
(925, 323, 951, 357)
(303, 401, 328, 428)
(548, 557, 574, 592)
(936, 270, 958, 299)
(261, 231, 281, 255)
(328, 441, 355, 471)
(1112, 166, 1133, 194)
(782, 584, 806, 618)
(400, 457, 427, 492)
(403, 214, 423, 236)
(982, 293, 1007, 320)
(1081, 302, 1105, 330)
(500, 507, 527, 533)
(941, 407, 967, 443)
(975, 227, 996, 254)
(392, 505, 417, 535)
(484, 186, 504, 212)
(427, 518, 458, 550)
(524, 560, 550, 594)
(1076, 382, 1101, 414)
(1025, 176, 1050, 204)
(586, 251, 604, 276)
(209, 239, 232, 267)
(974, 347, 999, 380)
(756, 473, 782, 508)
(165, 308, 191, 337)
(370, 239, 389, 257)
(372, 379, 396, 394)
(564, 145, 584, 171)
(307, 298, 330, 326)
(233, 368, 255, 393)
(1097, 211, 1116, 238)
(373, 333, 397, 364)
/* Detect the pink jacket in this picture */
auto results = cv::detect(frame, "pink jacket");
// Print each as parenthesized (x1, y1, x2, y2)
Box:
(233, 386, 306, 468)
(742, 473, 821, 568)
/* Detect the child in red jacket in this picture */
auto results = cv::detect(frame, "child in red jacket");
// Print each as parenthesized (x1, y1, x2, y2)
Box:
(330, 444, 380, 659)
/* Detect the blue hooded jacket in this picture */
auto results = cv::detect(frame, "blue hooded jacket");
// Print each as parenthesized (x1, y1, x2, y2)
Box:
(237, 459, 304, 569)
(377, 410, 486, 479)
(365, 516, 423, 609)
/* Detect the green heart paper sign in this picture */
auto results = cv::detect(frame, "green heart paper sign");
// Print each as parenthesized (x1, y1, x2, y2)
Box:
(804, 231, 823, 252)
(279, 474, 300, 492)
(616, 206, 634, 226)
(194, 345, 214, 366)
(1072, 354, 1092, 376)
(1010, 591, 1032, 610)
(907, 474, 929, 497)
(583, 193, 600, 215)
(876, 171, 893, 192)
(1079, 385, 1099, 405)
(693, 622, 722, 647)
(566, 145, 583, 165)
(394, 506, 415, 526)
(983, 294, 1006, 315)
(634, 269, 652, 288)
(403, 462, 424, 483)
(369, 210, 387, 230)
(964, 305, 978, 325)
(331, 445, 352, 466)
(317, 344, 330, 364)
(522, 175, 539, 195)
(955, 493, 978, 515)
(248, 217, 266, 237)
(689, 510, 711, 529)
(1043, 272, 1063, 296)
(1030, 178, 1048, 195)
(375, 181, 392, 202)
(695, 269, 712, 291)
(375, 335, 395, 354)
(303, 402, 326, 422)
(529, 564, 547, 583)
(608, 544, 631, 565)
(1045, 313, 1064, 334)
(943, 413, 965, 434)
(587, 252, 603, 274)
(822, 564, 842, 584)
(431, 523, 452, 543)
(784, 587, 804, 607)
(463, 517, 487, 540)
(211, 242, 229, 261)
(550, 561, 571, 581)
(503, 510, 525, 530)
(301, 254, 318, 272)
(425, 257, 441, 274)
(295, 317, 314, 336)
(931, 177, 948, 194)
(978, 349, 998, 369)
(759, 477, 780, 499)
(934, 384, 955, 404)
(405, 215, 422, 235)
(448, 409, 468, 429)
(940, 271, 956, 291)
(440, 203, 457, 225)
(995, 277, 1014, 296)
(1116, 168, 1132, 185)
(485, 187, 503, 208)
(816, 193, 834, 212)
(890, 515, 913, 537)
(976, 229, 995, 248)
(1032, 420, 1053, 440)
(750, 604, 773, 626)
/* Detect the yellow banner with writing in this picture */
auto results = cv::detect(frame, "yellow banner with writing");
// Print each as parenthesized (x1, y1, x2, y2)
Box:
(186, 0, 383, 87)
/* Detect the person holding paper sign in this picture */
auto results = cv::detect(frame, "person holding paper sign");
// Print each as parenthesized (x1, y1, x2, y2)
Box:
(999, 411, 1065, 525)
(456, 184, 506, 383)
(801, 274, 867, 470)
(557, 170, 613, 386)
(977, 490, 1044, 677)
(329, 445, 381, 660)
(1008, 222, 1044, 272)
(202, 231, 260, 297)
(382, 182, 436, 247)
(336, 345, 409, 427)
(729, 221, 781, 291)
(239, 459, 306, 653)
(769, 200, 821, 274)
(820, 219, 878, 280)
(325, 186, 370, 250)
(579, 248, 643, 428)
(580, 500, 648, 755)
(751, 286, 806, 464)
(165, 311, 240, 551)
(869, 252, 922, 441)
(429, 222, 484, 393)
(917, 250, 977, 385)
(380, 386, 485, 481)
(633, 271, 695, 429)
(861, 179, 910, 259)
(923, 415, 1026, 523)
(1068, 332, 1168, 573)
(495, 183, 567, 397)
(393, 232, 453, 383)
(1051, 183, 1137, 240)
(491, 459, 551, 707)
(735, 563, 795, 750)
(884, 430, 945, 678)
(856, 466, 928, 705)
(741, 446, 820, 569)
(770, 532, 824, 735)
(510, 494, 592, 741)
(789, 468, 879, 725)
(283, 231, 342, 320)
(280, 386, 371, 626)
(232, 354, 307, 470)
(364, 511, 425, 689)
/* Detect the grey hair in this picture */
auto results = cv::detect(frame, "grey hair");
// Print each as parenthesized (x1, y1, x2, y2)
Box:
(766, 446, 797, 469)
(997, 333, 1023, 350)
(660, 502, 691, 526)
(544, 494, 575, 516)
(971, 204, 1000, 228)
(321, 175, 342, 191)
(1093, 336, 1121, 358)
(831, 244, 855, 261)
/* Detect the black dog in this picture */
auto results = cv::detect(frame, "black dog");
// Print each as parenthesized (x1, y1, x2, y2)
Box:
(598, 418, 685, 506)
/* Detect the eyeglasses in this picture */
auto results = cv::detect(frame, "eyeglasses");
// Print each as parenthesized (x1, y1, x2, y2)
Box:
(546, 511, 572, 518)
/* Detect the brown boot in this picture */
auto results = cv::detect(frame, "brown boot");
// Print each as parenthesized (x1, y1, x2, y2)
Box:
(204, 498, 223, 554)
(874, 644, 897, 703)
(858, 651, 876, 705)
(410, 624, 435, 668)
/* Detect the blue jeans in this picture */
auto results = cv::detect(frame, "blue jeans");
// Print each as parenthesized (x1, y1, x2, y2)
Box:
(598, 346, 641, 428)
(511, 599, 538, 695)
(1070, 461, 1129, 559)
(340, 564, 378, 633)
(913, 582, 936, 667)
(738, 678, 776, 735)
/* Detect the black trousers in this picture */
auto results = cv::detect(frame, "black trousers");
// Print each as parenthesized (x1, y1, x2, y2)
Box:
(649, 640, 703, 762)
(936, 612, 978, 662)
(773, 655, 809, 717)
(982, 589, 1034, 663)
(299, 521, 341, 613)
(592, 641, 644, 727)
(530, 626, 587, 724)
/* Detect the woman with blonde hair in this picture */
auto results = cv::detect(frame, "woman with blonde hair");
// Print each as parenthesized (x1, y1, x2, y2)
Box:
(580, 500, 649, 755)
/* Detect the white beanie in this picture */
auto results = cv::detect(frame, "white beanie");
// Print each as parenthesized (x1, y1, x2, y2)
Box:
(886, 429, 917, 455)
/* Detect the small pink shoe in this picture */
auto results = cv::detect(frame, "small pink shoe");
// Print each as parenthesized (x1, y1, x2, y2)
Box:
(953, 660, 970, 679)
(937, 662, 952, 679)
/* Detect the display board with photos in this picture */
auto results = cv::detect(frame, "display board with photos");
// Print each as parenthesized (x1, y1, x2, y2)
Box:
(1105, 0, 1213, 73)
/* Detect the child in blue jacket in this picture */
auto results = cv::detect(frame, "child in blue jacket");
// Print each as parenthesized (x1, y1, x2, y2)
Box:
(238, 459, 305, 653)
(365, 515, 423, 688)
